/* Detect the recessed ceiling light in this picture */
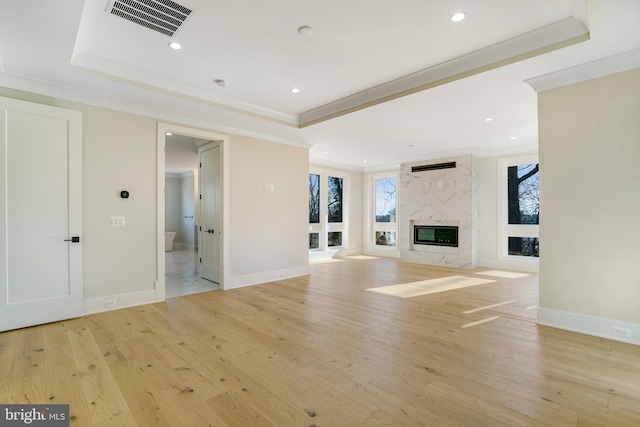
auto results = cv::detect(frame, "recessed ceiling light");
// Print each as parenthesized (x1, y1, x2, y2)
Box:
(291, 88, 300, 93)
(451, 12, 466, 22)
(298, 25, 313, 36)
(168, 41, 182, 50)
(485, 117, 493, 122)
(323, 151, 329, 154)
(362, 160, 368, 163)
(165, 132, 172, 136)
(510, 136, 517, 140)
(213, 79, 227, 87)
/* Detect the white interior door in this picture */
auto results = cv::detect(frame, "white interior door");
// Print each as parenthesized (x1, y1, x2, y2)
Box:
(199, 144, 221, 283)
(0, 97, 83, 332)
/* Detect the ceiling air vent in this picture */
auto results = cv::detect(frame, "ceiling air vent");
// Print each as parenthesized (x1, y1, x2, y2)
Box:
(106, 0, 193, 37)
(411, 161, 457, 173)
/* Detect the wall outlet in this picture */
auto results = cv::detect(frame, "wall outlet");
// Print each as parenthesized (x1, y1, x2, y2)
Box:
(104, 299, 117, 308)
(612, 325, 631, 339)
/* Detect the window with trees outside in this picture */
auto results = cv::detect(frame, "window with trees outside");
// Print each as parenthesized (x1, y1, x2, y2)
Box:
(373, 176, 397, 247)
(308, 174, 320, 249)
(309, 170, 346, 251)
(501, 157, 539, 258)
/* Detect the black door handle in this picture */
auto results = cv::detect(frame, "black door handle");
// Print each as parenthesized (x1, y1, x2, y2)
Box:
(64, 236, 80, 243)
(207, 229, 214, 234)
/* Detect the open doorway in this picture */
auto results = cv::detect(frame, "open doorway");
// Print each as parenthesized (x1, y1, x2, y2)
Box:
(164, 132, 218, 297)
(157, 123, 228, 302)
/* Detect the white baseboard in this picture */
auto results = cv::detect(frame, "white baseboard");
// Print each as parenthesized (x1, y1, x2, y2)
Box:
(335, 247, 364, 257)
(84, 289, 157, 315)
(363, 247, 400, 258)
(538, 307, 640, 346)
(479, 257, 539, 273)
(225, 265, 311, 290)
(309, 249, 340, 262)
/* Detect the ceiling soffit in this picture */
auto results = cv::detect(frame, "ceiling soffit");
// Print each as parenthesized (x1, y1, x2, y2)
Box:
(299, 18, 589, 127)
(71, 1, 588, 128)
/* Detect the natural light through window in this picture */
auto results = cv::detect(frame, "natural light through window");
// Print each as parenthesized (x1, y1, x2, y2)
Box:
(475, 270, 530, 279)
(499, 156, 539, 261)
(372, 174, 397, 248)
(309, 169, 348, 252)
(367, 276, 495, 298)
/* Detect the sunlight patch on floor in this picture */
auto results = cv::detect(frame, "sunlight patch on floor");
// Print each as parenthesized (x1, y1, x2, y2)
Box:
(463, 299, 517, 314)
(461, 316, 500, 329)
(367, 276, 496, 298)
(475, 270, 530, 279)
(345, 255, 380, 260)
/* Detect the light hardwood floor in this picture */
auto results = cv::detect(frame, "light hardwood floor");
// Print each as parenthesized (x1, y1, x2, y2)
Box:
(1, 257, 639, 426)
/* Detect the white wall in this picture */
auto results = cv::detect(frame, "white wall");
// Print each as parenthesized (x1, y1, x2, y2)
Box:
(537, 68, 640, 344)
(228, 135, 310, 287)
(0, 87, 312, 309)
(77, 103, 158, 300)
(179, 173, 196, 249)
(165, 175, 182, 240)
(164, 173, 196, 249)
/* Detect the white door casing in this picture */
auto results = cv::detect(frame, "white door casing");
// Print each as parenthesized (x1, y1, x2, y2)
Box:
(157, 123, 227, 296)
(199, 144, 221, 283)
(0, 97, 83, 332)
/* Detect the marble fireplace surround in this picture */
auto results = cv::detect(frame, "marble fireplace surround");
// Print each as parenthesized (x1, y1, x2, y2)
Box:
(399, 155, 479, 269)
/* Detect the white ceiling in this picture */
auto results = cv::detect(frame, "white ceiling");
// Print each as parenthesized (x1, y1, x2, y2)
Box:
(165, 134, 199, 174)
(1, 0, 639, 171)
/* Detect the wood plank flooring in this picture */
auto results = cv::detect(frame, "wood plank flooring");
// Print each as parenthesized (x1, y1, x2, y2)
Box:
(1, 257, 639, 426)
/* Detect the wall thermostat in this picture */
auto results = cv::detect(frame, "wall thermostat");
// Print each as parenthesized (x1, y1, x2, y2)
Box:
(120, 190, 130, 199)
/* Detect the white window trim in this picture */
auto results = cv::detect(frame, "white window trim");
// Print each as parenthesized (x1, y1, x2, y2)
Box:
(309, 167, 349, 253)
(365, 171, 400, 257)
(497, 155, 539, 263)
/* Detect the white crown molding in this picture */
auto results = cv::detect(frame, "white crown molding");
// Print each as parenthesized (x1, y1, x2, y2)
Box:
(473, 142, 539, 159)
(70, 51, 299, 126)
(311, 142, 540, 174)
(299, 17, 589, 127)
(309, 157, 367, 173)
(0, 69, 311, 151)
(525, 48, 640, 93)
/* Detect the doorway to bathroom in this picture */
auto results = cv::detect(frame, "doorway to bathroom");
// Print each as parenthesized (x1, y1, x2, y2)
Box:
(164, 132, 219, 297)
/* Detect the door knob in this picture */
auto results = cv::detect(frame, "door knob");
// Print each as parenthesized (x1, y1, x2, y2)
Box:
(207, 229, 214, 234)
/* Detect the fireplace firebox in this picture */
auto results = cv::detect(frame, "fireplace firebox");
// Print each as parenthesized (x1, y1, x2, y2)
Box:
(413, 225, 458, 247)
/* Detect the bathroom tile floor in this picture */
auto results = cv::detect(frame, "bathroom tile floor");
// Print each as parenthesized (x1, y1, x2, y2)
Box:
(165, 249, 220, 298)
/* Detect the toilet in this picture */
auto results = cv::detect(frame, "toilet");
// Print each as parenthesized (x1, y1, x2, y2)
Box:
(164, 231, 176, 252)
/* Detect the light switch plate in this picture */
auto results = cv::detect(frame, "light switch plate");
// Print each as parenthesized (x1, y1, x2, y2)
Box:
(110, 216, 125, 227)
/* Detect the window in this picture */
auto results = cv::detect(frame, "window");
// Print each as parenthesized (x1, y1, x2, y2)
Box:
(372, 174, 397, 248)
(309, 170, 347, 251)
(327, 176, 343, 223)
(309, 233, 319, 250)
(500, 157, 539, 259)
(309, 174, 320, 224)
(507, 164, 539, 226)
